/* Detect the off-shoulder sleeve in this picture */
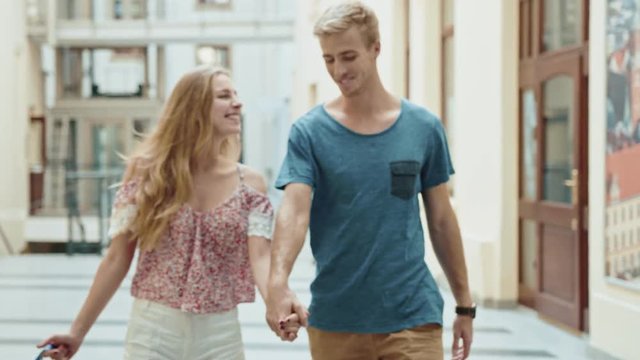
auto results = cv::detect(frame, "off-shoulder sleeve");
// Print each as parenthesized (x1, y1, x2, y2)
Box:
(107, 180, 139, 239)
(247, 191, 274, 239)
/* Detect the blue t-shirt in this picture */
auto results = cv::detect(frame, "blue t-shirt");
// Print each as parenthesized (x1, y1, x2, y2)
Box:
(275, 99, 454, 333)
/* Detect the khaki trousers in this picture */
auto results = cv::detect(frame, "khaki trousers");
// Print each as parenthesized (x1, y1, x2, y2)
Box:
(307, 323, 444, 360)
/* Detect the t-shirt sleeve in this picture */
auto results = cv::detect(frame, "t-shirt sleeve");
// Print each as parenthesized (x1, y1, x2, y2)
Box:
(421, 120, 455, 189)
(247, 192, 274, 239)
(107, 180, 139, 239)
(275, 123, 317, 190)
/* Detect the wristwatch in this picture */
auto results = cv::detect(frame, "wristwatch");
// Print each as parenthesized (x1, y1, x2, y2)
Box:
(455, 304, 476, 319)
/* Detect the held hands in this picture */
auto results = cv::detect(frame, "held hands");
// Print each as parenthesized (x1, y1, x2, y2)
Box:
(278, 312, 309, 341)
(36, 332, 83, 360)
(266, 285, 309, 341)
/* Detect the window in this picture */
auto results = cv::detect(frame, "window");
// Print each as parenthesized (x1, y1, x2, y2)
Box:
(113, 0, 146, 20)
(59, 48, 83, 98)
(90, 48, 147, 98)
(196, 45, 231, 69)
(197, 0, 231, 8)
(542, 0, 582, 51)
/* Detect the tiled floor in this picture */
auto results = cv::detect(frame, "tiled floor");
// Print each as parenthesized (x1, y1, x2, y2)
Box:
(0, 245, 601, 360)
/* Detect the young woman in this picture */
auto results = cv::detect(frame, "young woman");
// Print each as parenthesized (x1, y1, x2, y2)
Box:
(37, 66, 302, 359)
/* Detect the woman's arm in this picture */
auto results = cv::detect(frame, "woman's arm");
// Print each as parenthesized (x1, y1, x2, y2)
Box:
(248, 235, 271, 300)
(37, 234, 137, 359)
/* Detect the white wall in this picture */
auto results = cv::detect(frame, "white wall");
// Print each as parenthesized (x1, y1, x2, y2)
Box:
(589, 0, 640, 358)
(408, 0, 440, 111)
(449, 0, 519, 304)
(0, 1, 29, 255)
(232, 42, 294, 185)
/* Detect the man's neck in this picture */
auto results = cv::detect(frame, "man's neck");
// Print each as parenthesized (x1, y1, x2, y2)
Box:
(337, 79, 395, 116)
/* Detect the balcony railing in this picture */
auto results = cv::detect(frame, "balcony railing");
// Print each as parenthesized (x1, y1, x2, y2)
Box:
(53, 0, 166, 21)
(27, 0, 295, 45)
(29, 0, 295, 24)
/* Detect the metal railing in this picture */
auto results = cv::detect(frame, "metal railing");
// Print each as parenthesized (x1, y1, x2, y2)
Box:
(40, 160, 124, 254)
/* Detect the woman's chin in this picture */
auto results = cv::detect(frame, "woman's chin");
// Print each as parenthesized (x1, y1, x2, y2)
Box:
(217, 127, 241, 137)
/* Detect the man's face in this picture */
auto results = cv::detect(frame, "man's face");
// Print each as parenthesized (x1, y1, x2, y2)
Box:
(319, 26, 379, 97)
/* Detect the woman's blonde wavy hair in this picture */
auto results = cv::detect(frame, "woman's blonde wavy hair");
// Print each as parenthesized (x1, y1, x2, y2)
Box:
(124, 65, 240, 251)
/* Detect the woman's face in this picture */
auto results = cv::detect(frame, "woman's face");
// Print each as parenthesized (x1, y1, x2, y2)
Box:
(210, 74, 243, 137)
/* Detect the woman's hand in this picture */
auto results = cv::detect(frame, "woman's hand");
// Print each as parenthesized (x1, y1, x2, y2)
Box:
(278, 311, 310, 341)
(36, 332, 84, 359)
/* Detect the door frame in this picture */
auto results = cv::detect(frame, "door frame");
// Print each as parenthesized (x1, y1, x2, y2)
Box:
(517, 0, 590, 331)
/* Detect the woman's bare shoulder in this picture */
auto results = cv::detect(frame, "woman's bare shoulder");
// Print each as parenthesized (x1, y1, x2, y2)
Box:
(239, 164, 268, 194)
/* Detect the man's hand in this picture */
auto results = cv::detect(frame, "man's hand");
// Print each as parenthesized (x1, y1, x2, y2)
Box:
(265, 285, 309, 341)
(451, 315, 473, 359)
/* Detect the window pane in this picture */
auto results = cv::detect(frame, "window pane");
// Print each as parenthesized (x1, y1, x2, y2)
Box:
(521, 89, 538, 200)
(543, 0, 581, 51)
(197, 46, 230, 68)
(542, 76, 574, 203)
(91, 48, 147, 97)
(61, 48, 83, 98)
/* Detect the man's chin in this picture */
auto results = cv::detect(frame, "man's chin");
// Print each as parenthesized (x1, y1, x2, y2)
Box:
(340, 88, 360, 98)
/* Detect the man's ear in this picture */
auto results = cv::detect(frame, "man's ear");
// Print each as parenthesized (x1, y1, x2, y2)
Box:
(373, 41, 381, 56)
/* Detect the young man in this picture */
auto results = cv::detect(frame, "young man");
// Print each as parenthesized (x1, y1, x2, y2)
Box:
(266, 2, 474, 359)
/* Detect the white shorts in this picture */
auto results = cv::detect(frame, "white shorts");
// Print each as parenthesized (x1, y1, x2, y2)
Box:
(124, 299, 245, 360)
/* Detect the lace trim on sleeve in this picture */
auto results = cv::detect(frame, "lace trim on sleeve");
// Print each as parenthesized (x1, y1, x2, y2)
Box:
(248, 210, 273, 239)
(107, 204, 137, 238)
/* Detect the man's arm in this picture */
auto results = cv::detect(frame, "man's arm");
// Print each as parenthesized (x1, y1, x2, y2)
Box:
(422, 182, 473, 360)
(422, 183, 472, 305)
(266, 183, 312, 338)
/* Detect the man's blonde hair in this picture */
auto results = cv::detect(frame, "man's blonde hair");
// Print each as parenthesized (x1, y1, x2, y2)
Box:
(313, 1, 380, 47)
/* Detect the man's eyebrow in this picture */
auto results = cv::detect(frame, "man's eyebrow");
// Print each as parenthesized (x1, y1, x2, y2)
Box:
(323, 50, 357, 58)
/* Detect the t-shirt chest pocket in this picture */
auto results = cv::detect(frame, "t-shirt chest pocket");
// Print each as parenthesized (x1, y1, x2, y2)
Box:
(389, 160, 420, 200)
